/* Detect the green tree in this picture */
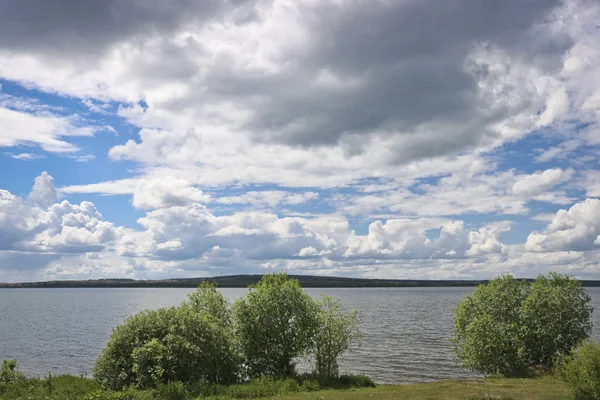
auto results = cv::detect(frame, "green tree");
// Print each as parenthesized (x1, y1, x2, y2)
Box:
(453, 273, 593, 376)
(232, 273, 318, 378)
(94, 284, 239, 390)
(521, 272, 593, 368)
(187, 281, 231, 326)
(558, 341, 600, 400)
(312, 296, 362, 379)
(453, 275, 529, 375)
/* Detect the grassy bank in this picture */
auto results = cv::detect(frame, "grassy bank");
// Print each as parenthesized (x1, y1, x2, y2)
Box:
(0, 374, 573, 400)
(279, 375, 572, 400)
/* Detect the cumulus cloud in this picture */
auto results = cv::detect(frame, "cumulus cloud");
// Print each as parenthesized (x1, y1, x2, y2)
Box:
(0, 172, 117, 253)
(28, 171, 59, 207)
(526, 198, 600, 251)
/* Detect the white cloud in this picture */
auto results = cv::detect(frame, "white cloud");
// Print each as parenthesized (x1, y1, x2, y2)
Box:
(0, 173, 117, 253)
(28, 171, 59, 207)
(512, 168, 566, 197)
(526, 198, 600, 252)
(131, 177, 211, 210)
(583, 170, 600, 197)
(0, 106, 103, 153)
(217, 191, 318, 208)
(11, 153, 44, 160)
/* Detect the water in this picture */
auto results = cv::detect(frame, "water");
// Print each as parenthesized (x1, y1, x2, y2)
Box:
(1, 287, 600, 384)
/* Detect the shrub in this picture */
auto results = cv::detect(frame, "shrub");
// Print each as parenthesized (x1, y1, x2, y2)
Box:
(94, 284, 239, 390)
(558, 341, 600, 400)
(233, 273, 318, 378)
(453, 275, 529, 375)
(0, 359, 25, 392)
(312, 296, 362, 379)
(520, 272, 592, 368)
(453, 273, 593, 376)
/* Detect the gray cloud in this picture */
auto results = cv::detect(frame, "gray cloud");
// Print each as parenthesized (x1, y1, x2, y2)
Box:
(0, 0, 254, 59)
(0, 0, 574, 165)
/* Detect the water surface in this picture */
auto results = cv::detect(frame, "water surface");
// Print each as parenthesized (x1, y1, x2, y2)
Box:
(1, 287, 599, 384)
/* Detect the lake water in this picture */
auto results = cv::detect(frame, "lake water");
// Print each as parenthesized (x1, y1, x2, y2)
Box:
(1, 287, 600, 384)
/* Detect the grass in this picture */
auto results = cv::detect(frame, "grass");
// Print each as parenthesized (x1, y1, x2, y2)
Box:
(275, 375, 572, 400)
(0, 374, 573, 400)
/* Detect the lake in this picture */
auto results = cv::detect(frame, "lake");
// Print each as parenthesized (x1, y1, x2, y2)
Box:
(1, 287, 600, 384)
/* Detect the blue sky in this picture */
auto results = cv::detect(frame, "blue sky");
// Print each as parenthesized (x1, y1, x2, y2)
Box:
(1, 0, 600, 282)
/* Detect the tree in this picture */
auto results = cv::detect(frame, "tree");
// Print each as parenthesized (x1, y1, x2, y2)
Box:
(312, 296, 362, 379)
(453, 273, 593, 376)
(521, 272, 593, 368)
(232, 273, 318, 378)
(94, 284, 239, 390)
(453, 275, 529, 375)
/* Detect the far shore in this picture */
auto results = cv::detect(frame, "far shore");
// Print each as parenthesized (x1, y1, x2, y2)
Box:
(3, 273, 600, 289)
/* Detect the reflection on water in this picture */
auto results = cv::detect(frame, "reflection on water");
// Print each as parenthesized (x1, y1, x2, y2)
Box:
(1, 287, 599, 383)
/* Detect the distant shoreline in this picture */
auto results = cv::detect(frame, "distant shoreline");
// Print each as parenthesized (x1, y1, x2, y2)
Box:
(2, 274, 600, 288)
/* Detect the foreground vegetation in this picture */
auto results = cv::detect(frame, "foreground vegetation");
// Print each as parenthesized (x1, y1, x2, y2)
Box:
(0, 373, 575, 400)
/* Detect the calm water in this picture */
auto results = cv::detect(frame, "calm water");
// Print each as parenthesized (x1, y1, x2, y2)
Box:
(1, 287, 600, 384)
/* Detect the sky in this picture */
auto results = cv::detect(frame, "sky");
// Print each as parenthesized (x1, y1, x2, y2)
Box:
(1, 0, 600, 282)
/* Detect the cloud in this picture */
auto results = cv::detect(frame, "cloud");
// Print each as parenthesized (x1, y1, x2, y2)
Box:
(583, 170, 600, 197)
(10, 153, 44, 160)
(534, 139, 582, 163)
(0, 106, 96, 153)
(0, 172, 117, 253)
(337, 164, 572, 218)
(28, 171, 59, 207)
(216, 191, 319, 208)
(131, 177, 211, 209)
(0, 0, 582, 176)
(512, 168, 566, 197)
(526, 198, 600, 251)
(1, 0, 600, 281)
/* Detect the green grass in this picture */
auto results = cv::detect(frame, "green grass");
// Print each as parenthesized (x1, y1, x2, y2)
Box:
(0, 374, 573, 400)
(276, 375, 572, 400)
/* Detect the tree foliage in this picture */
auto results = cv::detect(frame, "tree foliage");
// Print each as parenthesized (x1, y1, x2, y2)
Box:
(94, 284, 239, 390)
(521, 272, 592, 367)
(312, 296, 362, 379)
(94, 273, 363, 389)
(558, 341, 600, 400)
(0, 360, 25, 393)
(453, 275, 529, 375)
(232, 273, 319, 378)
(453, 272, 593, 375)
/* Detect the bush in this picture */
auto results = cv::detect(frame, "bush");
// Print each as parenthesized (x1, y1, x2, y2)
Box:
(521, 272, 592, 368)
(453, 272, 592, 375)
(0, 359, 25, 392)
(453, 275, 529, 375)
(312, 296, 362, 379)
(558, 341, 600, 400)
(233, 273, 318, 378)
(94, 284, 239, 390)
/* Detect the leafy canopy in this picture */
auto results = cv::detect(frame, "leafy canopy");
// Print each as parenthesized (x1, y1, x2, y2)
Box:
(312, 296, 362, 379)
(453, 272, 593, 376)
(94, 283, 239, 390)
(232, 273, 319, 378)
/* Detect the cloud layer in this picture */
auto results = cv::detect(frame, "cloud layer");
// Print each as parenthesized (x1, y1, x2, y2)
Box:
(0, 0, 599, 281)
